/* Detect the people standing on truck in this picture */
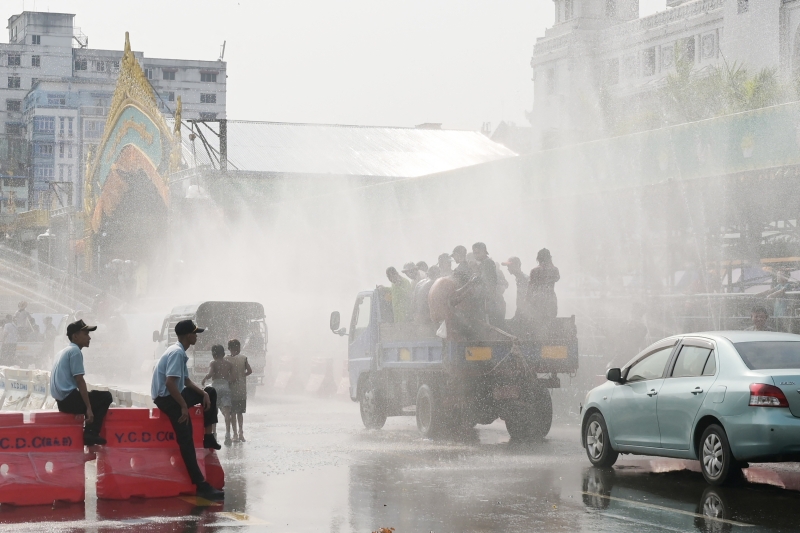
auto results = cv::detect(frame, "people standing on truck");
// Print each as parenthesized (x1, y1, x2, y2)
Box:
(14, 301, 34, 341)
(50, 319, 112, 446)
(437, 253, 453, 277)
(502, 257, 530, 319)
(528, 248, 560, 321)
(0, 315, 18, 365)
(413, 265, 441, 324)
(416, 261, 429, 278)
(746, 306, 774, 331)
(386, 267, 412, 322)
(451, 245, 470, 286)
(472, 242, 500, 324)
(226, 339, 252, 443)
(151, 319, 224, 500)
(202, 344, 235, 446)
(402, 262, 424, 291)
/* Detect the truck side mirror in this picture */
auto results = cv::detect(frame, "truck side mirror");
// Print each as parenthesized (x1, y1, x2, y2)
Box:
(606, 368, 623, 383)
(152, 330, 160, 343)
(330, 311, 340, 332)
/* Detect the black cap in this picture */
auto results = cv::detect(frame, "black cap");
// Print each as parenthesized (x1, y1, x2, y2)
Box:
(67, 319, 96, 338)
(472, 242, 487, 253)
(438, 253, 451, 263)
(175, 319, 205, 336)
(451, 245, 467, 257)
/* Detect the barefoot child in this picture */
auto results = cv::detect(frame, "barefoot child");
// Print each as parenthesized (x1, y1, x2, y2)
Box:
(202, 344, 235, 446)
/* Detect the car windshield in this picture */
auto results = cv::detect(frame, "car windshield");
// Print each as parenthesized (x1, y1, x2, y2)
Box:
(734, 341, 800, 370)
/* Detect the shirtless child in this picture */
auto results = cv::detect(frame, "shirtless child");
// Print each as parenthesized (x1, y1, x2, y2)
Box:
(202, 345, 236, 446)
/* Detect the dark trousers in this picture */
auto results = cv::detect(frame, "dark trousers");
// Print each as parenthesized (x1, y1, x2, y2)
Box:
(56, 389, 113, 434)
(154, 387, 217, 485)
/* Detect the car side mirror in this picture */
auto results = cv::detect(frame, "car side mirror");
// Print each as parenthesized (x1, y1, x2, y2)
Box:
(606, 367, 623, 383)
(152, 330, 160, 343)
(330, 311, 340, 332)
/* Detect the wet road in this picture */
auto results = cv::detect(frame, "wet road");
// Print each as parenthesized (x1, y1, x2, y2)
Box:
(3, 395, 800, 532)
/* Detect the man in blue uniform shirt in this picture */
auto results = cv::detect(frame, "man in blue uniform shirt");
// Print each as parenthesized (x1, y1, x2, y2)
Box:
(152, 319, 223, 500)
(50, 319, 112, 446)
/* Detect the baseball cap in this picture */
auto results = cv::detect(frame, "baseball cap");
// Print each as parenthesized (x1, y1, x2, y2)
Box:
(501, 257, 521, 267)
(438, 253, 451, 263)
(175, 319, 205, 336)
(67, 319, 97, 338)
(451, 245, 467, 257)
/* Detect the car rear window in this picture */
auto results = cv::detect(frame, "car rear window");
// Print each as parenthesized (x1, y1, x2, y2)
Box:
(734, 341, 800, 370)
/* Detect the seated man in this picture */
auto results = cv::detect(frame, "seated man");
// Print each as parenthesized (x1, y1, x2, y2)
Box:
(50, 319, 112, 446)
(151, 319, 224, 499)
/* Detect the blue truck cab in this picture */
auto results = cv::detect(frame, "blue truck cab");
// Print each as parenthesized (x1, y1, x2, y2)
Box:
(331, 286, 579, 439)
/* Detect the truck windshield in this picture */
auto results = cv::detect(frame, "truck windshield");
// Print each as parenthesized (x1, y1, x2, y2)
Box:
(734, 341, 800, 370)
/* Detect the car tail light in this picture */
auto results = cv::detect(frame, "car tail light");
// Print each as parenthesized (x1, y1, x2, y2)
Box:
(749, 383, 790, 407)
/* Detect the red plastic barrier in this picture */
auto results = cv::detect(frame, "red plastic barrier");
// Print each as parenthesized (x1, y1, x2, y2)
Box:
(96, 407, 210, 499)
(0, 411, 85, 506)
(202, 449, 225, 490)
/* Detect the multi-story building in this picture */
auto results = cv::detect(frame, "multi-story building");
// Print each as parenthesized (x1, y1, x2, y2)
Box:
(1, 11, 226, 206)
(529, 0, 800, 150)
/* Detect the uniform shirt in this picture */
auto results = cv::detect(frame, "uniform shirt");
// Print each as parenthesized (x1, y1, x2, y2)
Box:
(50, 343, 85, 401)
(151, 342, 190, 400)
(2, 322, 17, 344)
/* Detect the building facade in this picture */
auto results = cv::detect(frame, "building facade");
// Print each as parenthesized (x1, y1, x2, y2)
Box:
(1, 11, 226, 207)
(529, 0, 800, 150)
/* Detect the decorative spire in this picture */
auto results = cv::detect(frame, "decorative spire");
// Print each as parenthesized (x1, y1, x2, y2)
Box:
(124, 31, 131, 54)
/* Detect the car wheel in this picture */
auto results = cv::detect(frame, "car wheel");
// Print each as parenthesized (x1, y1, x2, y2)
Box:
(694, 487, 732, 533)
(416, 384, 444, 438)
(359, 382, 387, 430)
(700, 424, 737, 486)
(584, 412, 618, 467)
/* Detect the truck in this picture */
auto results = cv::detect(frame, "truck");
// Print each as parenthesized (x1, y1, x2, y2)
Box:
(330, 286, 579, 440)
(153, 301, 269, 397)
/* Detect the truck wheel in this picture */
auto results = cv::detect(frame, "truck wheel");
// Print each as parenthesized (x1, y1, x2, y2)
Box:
(416, 384, 444, 438)
(360, 384, 387, 430)
(505, 386, 553, 441)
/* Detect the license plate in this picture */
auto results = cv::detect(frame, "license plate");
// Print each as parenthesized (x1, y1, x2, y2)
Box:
(465, 347, 492, 361)
(493, 385, 520, 400)
(542, 346, 568, 359)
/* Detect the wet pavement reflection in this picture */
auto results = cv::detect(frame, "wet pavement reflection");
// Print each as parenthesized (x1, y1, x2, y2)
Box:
(2, 396, 800, 532)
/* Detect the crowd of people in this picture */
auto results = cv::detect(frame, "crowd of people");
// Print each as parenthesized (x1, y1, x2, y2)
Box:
(47, 318, 257, 500)
(0, 301, 58, 366)
(383, 243, 561, 334)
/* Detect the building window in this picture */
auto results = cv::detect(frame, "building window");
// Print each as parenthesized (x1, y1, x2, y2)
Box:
(604, 58, 620, 86)
(31, 55, 40, 68)
(34, 116, 55, 133)
(7, 53, 21, 67)
(738, 0, 748, 14)
(6, 100, 21, 112)
(201, 72, 217, 83)
(31, 35, 41, 45)
(162, 70, 176, 81)
(75, 58, 87, 71)
(95, 60, 106, 72)
(5, 123, 23, 135)
(606, 0, 616, 18)
(68, 166, 72, 180)
(31, 78, 38, 88)
(144, 68, 153, 80)
(546, 69, 556, 95)
(47, 94, 67, 106)
(110, 61, 120, 72)
(642, 47, 656, 76)
(682, 37, 696, 64)
(7, 76, 20, 89)
(59, 165, 64, 179)
(68, 117, 74, 136)
(68, 144, 73, 158)
(166, 91, 175, 102)
(200, 93, 217, 104)
(59, 142, 64, 158)
(85, 120, 103, 139)
(34, 165, 54, 179)
(59, 117, 65, 135)
(199, 112, 218, 120)
(34, 143, 54, 156)
(565, 0, 573, 20)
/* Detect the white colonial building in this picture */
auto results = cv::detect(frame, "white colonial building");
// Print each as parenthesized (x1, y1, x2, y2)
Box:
(530, 0, 800, 149)
(0, 11, 226, 207)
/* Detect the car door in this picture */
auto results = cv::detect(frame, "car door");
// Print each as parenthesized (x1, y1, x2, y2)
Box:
(609, 344, 675, 448)
(348, 292, 374, 392)
(656, 339, 718, 450)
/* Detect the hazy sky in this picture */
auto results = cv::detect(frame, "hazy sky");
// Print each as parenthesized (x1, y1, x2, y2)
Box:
(13, 0, 667, 130)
